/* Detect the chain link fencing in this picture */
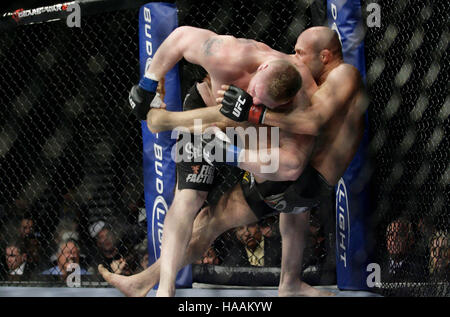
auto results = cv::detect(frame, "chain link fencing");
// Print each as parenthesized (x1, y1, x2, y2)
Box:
(0, 0, 447, 296)
(364, 0, 449, 296)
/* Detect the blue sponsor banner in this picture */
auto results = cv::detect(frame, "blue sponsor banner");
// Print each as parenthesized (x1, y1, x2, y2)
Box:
(327, 0, 372, 290)
(139, 2, 192, 288)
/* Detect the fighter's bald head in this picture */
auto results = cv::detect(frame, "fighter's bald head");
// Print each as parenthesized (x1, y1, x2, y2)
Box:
(294, 26, 343, 81)
(298, 26, 343, 59)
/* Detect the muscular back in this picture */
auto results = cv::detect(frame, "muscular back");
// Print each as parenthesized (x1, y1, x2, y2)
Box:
(197, 35, 287, 100)
(310, 63, 366, 185)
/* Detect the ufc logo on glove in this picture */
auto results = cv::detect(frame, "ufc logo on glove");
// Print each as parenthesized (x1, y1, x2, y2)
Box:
(232, 96, 246, 117)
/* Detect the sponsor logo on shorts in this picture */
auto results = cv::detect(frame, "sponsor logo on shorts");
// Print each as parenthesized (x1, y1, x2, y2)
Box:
(264, 193, 287, 211)
(183, 141, 203, 161)
(172, 119, 280, 173)
(185, 165, 214, 184)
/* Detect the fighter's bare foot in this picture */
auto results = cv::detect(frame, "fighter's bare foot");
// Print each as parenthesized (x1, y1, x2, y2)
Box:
(98, 264, 150, 297)
(278, 281, 335, 297)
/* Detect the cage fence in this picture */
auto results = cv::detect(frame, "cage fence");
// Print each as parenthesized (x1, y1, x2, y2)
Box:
(0, 0, 448, 296)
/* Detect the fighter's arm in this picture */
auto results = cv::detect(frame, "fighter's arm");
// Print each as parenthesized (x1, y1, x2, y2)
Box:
(146, 105, 237, 133)
(130, 27, 224, 120)
(145, 26, 219, 80)
(263, 65, 361, 135)
(238, 134, 313, 181)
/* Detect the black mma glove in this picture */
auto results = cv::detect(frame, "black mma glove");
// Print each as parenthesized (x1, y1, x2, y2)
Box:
(129, 76, 159, 120)
(219, 85, 267, 124)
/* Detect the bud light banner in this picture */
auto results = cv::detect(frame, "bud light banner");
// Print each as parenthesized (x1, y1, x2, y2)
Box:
(327, 0, 373, 290)
(139, 2, 192, 288)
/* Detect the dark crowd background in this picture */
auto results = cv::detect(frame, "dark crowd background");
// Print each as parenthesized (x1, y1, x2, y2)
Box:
(0, 0, 447, 296)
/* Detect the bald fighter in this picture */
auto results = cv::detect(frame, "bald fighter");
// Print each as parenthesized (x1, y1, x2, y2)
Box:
(218, 26, 367, 295)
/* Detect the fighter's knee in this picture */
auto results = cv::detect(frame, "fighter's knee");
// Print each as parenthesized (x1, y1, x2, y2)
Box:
(196, 190, 208, 201)
(281, 166, 303, 181)
(172, 189, 208, 212)
(283, 157, 306, 181)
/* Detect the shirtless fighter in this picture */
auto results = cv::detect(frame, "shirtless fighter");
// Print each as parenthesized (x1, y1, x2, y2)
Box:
(123, 26, 318, 297)
(217, 27, 368, 295)
(99, 26, 366, 297)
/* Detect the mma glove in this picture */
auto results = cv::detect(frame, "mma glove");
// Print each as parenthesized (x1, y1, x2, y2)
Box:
(129, 76, 159, 120)
(219, 85, 267, 124)
(201, 129, 242, 167)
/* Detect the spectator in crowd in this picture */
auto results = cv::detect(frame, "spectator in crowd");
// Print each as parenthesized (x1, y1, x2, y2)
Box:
(132, 239, 152, 274)
(195, 245, 221, 265)
(259, 216, 278, 238)
(19, 215, 35, 240)
(89, 221, 120, 272)
(384, 217, 426, 281)
(88, 217, 146, 276)
(54, 218, 80, 246)
(49, 218, 85, 269)
(140, 253, 149, 271)
(109, 253, 138, 276)
(222, 222, 281, 267)
(429, 230, 449, 278)
(134, 250, 150, 274)
(41, 239, 89, 280)
(5, 239, 36, 281)
(13, 214, 43, 272)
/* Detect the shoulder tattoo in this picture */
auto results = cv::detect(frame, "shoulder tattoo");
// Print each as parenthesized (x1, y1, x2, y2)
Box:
(203, 37, 223, 56)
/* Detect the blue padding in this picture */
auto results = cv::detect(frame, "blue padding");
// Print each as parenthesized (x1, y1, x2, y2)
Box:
(139, 2, 192, 288)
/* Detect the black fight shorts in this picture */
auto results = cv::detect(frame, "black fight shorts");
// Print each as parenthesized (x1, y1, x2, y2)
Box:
(176, 83, 244, 200)
(240, 165, 334, 220)
(176, 83, 215, 192)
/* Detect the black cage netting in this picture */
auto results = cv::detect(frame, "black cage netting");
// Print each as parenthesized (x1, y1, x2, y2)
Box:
(0, 0, 448, 296)
(364, 0, 449, 296)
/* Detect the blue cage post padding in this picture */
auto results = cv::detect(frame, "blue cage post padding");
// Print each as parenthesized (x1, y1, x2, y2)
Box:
(328, 0, 373, 291)
(139, 2, 192, 288)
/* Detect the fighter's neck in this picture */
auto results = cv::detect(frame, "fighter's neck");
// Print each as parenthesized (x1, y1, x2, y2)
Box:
(317, 59, 343, 85)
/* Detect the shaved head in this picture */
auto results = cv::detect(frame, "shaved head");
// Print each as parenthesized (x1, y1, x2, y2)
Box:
(300, 26, 342, 58)
(294, 26, 343, 81)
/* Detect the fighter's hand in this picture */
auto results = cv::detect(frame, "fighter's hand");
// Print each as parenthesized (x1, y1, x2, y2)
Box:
(217, 85, 267, 124)
(128, 76, 159, 120)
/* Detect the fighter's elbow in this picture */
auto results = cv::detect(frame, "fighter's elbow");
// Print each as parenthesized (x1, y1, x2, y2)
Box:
(146, 115, 163, 133)
(172, 26, 191, 38)
(146, 121, 160, 134)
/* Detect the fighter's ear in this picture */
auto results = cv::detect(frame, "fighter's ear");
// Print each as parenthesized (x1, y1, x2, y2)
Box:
(320, 49, 332, 64)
